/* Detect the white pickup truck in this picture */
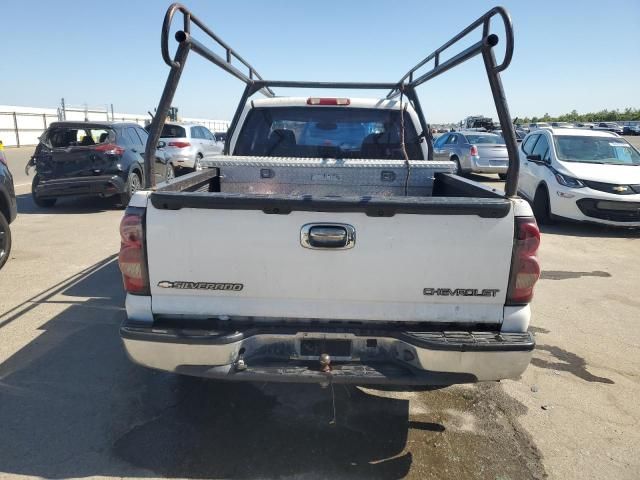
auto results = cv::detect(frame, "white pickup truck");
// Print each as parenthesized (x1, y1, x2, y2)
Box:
(118, 4, 540, 386)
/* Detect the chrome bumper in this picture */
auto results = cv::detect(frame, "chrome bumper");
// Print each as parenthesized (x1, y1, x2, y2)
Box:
(121, 320, 534, 385)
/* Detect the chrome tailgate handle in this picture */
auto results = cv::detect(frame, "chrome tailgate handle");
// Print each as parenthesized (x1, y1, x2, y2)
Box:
(301, 224, 355, 250)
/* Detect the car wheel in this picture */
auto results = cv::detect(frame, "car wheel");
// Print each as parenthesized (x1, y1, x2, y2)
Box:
(119, 171, 142, 207)
(498, 173, 507, 180)
(0, 212, 11, 270)
(452, 156, 464, 176)
(166, 163, 175, 181)
(194, 153, 203, 171)
(533, 185, 554, 225)
(31, 175, 57, 208)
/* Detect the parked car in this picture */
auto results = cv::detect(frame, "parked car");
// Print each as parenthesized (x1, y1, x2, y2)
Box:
(159, 122, 223, 171)
(593, 122, 623, 135)
(0, 145, 18, 270)
(119, 5, 540, 388)
(27, 121, 174, 208)
(575, 122, 595, 129)
(518, 128, 640, 226)
(433, 130, 509, 178)
(622, 125, 640, 136)
(494, 128, 526, 142)
(214, 131, 227, 143)
(529, 122, 551, 130)
(550, 122, 575, 128)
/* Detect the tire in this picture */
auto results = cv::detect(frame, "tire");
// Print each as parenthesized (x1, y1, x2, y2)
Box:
(498, 173, 507, 180)
(119, 171, 142, 207)
(194, 153, 203, 171)
(0, 212, 11, 270)
(533, 185, 554, 225)
(31, 175, 57, 208)
(452, 156, 464, 176)
(166, 163, 175, 181)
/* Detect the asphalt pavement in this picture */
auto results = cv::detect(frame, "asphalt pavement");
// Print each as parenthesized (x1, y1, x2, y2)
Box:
(0, 142, 639, 479)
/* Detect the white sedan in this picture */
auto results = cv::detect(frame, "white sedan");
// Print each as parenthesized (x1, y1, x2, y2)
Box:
(517, 128, 640, 227)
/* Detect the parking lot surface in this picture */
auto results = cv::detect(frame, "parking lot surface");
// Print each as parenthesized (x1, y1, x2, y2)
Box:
(1, 144, 639, 479)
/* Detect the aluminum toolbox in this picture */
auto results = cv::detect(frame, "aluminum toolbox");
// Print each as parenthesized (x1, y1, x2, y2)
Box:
(201, 156, 456, 196)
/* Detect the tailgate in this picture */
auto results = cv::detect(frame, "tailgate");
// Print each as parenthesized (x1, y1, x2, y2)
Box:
(145, 193, 515, 324)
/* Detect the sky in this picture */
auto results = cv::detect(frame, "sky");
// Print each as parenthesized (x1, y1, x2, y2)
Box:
(2, 0, 639, 123)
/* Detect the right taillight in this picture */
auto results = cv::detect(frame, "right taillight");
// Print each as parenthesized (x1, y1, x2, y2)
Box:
(94, 143, 125, 155)
(118, 207, 150, 295)
(168, 141, 191, 148)
(506, 217, 541, 305)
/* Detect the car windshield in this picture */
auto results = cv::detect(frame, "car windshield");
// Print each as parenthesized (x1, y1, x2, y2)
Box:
(554, 136, 640, 165)
(160, 124, 186, 138)
(464, 134, 504, 144)
(234, 107, 423, 159)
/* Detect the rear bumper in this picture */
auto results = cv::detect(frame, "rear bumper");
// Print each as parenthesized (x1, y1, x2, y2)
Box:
(120, 319, 535, 386)
(469, 156, 508, 174)
(164, 147, 197, 168)
(34, 174, 126, 198)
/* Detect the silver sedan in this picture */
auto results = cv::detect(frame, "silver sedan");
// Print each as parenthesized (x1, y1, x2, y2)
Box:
(433, 131, 508, 178)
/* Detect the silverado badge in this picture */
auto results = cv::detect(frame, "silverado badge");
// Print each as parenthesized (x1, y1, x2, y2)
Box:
(158, 281, 243, 291)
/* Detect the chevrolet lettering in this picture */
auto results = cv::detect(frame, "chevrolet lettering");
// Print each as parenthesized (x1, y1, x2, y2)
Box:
(423, 288, 500, 297)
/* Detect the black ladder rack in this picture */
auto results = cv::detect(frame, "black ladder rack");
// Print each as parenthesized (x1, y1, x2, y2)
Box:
(145, 3, 520, 197)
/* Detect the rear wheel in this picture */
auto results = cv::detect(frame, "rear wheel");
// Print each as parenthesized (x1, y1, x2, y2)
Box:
(0, 212, 11, 270)
(166, 163, 175, 181)
(533, 185, 554, 224)
(119, 171, 142, 207)
(452, 156, 464, 176)
(31, 175, 57, 208)
(194, 153, 203, 171)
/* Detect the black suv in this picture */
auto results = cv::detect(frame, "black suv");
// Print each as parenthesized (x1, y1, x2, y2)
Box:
(0, 147, 18, 270)
(28, 121, 174, 207)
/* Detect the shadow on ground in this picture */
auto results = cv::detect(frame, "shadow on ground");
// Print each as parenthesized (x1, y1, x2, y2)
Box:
(540, 222, 640, 239)
(15, 192, 122, 215)
(0, 257, 415, 479)
(0, 255, 546, 480)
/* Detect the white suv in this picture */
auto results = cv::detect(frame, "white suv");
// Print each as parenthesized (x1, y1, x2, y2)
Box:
(518, 128, 640, 226)
(159, 122, 223, 170)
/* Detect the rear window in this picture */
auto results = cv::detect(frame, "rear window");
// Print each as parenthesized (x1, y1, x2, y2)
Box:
(160, 124, 186, 138)
(44, 126, 114, 148)
(234, 107, 424, 159)
(464, 134, 504, 144)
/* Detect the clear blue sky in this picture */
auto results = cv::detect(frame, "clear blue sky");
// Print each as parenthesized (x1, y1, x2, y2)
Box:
(2, 0, 639, 122)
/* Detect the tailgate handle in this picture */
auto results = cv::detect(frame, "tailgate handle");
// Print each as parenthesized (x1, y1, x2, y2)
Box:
(301, 224, 355, 250)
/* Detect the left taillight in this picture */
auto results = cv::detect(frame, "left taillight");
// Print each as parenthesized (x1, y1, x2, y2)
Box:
(118, 207, 150, 295)
(506, 217, 541, 305)
(470, 145, 479, 156)
(95, 143, 125, 155)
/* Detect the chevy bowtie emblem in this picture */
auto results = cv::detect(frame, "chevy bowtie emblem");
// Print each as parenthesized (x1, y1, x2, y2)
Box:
(612, 185, 629, 192)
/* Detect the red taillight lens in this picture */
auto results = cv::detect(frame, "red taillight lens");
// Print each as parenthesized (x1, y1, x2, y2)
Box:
(118, 208, 149, 295)
(168, 141, 191, 148)
(507, 217, 541, 305)
(470, 145, 479, 156)
(306, 98, 350, 106)
(94, 143, 125, 155)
